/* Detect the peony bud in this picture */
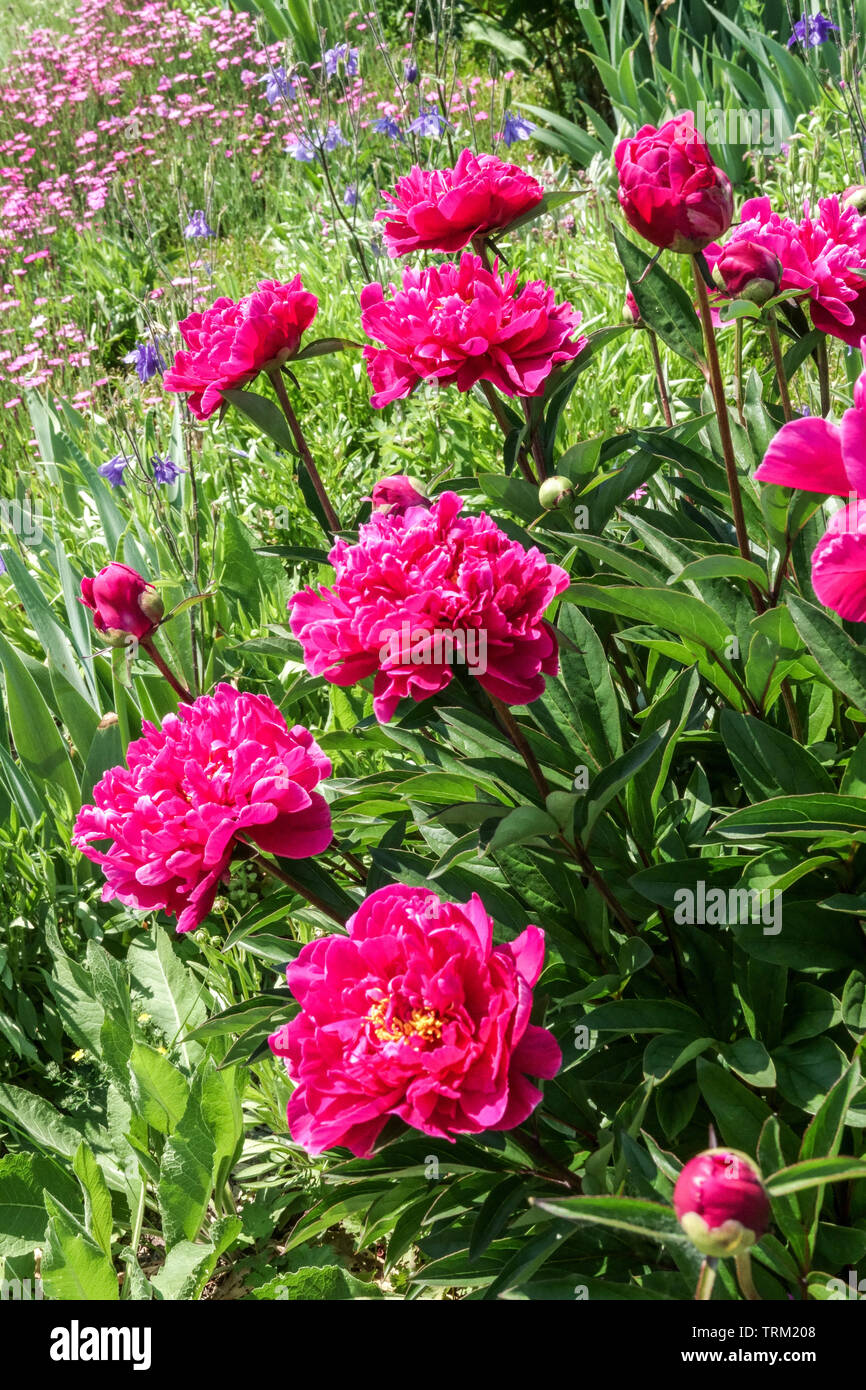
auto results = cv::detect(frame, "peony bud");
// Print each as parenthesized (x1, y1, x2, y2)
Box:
(844, 185, 866, 213)
(371, 474, 429, 515)
(711, 241, 782, 304)
(79, 562, 162, 642)
(673, 1148, 770, 1257)
(538, 476, 574, 510)
(623, 288, 641, 323)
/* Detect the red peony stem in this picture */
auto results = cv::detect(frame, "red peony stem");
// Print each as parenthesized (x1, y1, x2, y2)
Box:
(765, 309, 793, 423)
(647, 328, 673, 428)
(139, 637, 194, 703)
(695, 1258, 718, 1301)
(244, 845, 348, 926)
(479, 381, 539, 485)
(268, 369, 342, 535)
(691, 258, 763, 612)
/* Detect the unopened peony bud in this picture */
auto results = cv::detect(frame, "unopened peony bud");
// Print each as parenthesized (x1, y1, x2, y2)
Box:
(371, 475, 429, 514)
(844, 185, 866, 213)
(712, 241, 782, 304)
(673, 1148, 770, 1257)
(539, 476, 574, 510)
(79, 562, 162, 641)
(624, 289, 641, 323)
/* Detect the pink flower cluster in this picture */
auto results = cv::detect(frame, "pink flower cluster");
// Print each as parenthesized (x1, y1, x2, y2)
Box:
(361, 251, 585, 407)
(707, 195, 866, 347)
(72, 683, 333, 933)
(755, 351, 866, 622)
(163, 276, 317, 419)
(289, 489, 569, 721)
(269, 883, 561, 1156)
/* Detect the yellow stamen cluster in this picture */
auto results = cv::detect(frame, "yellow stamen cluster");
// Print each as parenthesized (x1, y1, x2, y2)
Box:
(367, 998, 443, 1046)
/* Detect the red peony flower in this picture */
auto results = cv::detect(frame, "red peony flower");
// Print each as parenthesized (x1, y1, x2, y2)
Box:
(72, 684, 333, 933)
(360, 252, 585, 408)
(374, 148, 544, 256)
(79, 562, 163, 643)
(268, 883, 562, 1156)
(614, 114, 733, 254)
(163, 276, 318, 420)
(674, 1148, 770, 1256)
(289, 490, 569, 722)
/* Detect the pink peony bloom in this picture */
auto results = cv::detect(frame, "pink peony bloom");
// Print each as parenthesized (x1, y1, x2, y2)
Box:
(614, 114, 733, 254)
(811, 499, 866, 621)
(674, 1148, 770, 1257)
(706, 195, 866, 347)
(163, 276, 317, 420)
(360, 252, 585, 408)
(288, 490, 569, 721)
(754, 351, 866, 495)
(374, 148, 544, 256)
(72, 684, 333, 934)
(268, 883, 562, 1156)
(80, 562, 163, 642)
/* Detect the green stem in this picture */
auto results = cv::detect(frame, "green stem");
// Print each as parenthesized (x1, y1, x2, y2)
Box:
(480, 380, 538, 485)
(735, 1250, 762, 1301)
(241, 842, 347, 926)
(696, 1257, 718, 1301)
(816, 336, 831, 417)
(268, 369, 341, 535)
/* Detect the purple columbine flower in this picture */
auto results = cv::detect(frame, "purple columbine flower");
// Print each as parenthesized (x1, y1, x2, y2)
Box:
(404, 59, 419, 84)
(321, 121, 345, 151)
(343, 184, 358, 207)
(98, 454, 132, 489)
(286, 132, 316, 162)
(262, 65, 295, 104)
(125, 340, 165, 383)
(502, 111, 535, 148)
(787, 10, 839, 47)
(373, 115, 402, 141)
(184, 209, 214, 239)
(408, 106, 452, 138)
(324, 44, 359, 77)
(151, 455, 186, 486)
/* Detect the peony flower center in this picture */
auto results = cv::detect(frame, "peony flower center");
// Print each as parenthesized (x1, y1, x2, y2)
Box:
(367, 997, 443, 1047)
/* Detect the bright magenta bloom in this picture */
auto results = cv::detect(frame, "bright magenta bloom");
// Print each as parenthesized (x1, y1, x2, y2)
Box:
(72, 684, 333, 934)
(614, 114, 733, 254)
(360, 252, 585, 408)
(755, 354, 866, 495)
(288, 490, 570, 722)
(163, 277, 317, 420)
(269, 883, 561, 1157)
(374, 148, 544, 256)
(707, 195, 866, 347)
(754, 355, 866, 622)
(673, 1148, 770, 1256)
(812, 499, 866, 621)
